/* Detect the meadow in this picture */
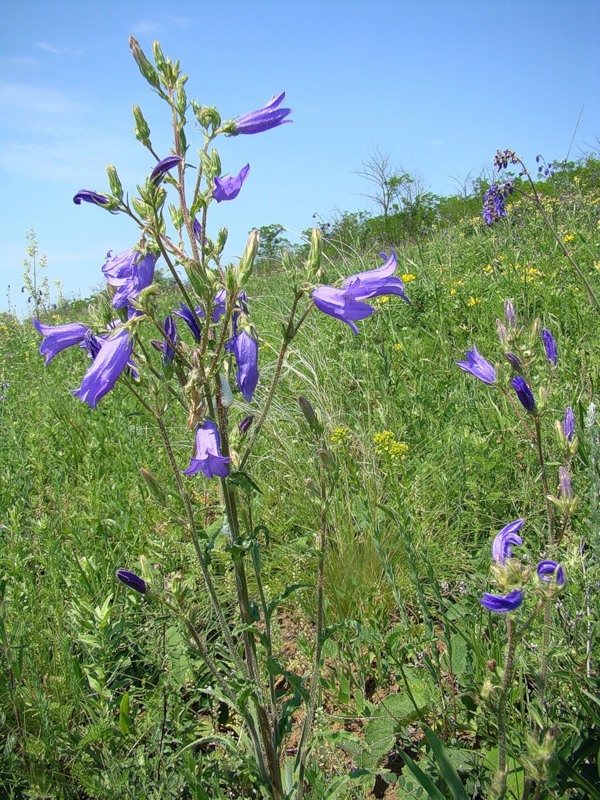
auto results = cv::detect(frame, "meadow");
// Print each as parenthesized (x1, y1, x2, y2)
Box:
(1, 41, 599, 800)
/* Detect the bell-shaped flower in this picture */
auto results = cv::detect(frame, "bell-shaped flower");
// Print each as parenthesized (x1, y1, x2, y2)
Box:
(102, 248, 156, 310)
(226, 330, 259, 402)
(72, 327, 133, 408)
(480, 588, 524, 613)
(457, 345, 497, 385)
(537, 560, 565, 586)
(504, 299, 516, 329)
(312, 251, 409, 335)
(183, 420, 230, 479)
(173, 302, 202, 342)
(511, 375, 536, 412)
(34, 319, 91, 364)
(149, 154, 182, 184)
(73, 189, 110, 206)
(563, 407, 575, 441)
(491, 519, 524, 564)
(116, 569, 148, 594)
(232, 92, 292, 135)
(541, 328, 557, 365)
(213, 164, 250, 202)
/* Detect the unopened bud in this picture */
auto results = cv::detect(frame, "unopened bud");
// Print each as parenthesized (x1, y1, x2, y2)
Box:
(133, 104, 152, 147)
(238, 230, 260, 283)
(305, 226, 322, 278)
(298, 396, 324, 436)
(129, 37, 160, 89)
(106, 164, 123, 201)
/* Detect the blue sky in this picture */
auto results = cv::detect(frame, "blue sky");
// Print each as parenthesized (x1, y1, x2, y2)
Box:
(1, 0, 599, 315)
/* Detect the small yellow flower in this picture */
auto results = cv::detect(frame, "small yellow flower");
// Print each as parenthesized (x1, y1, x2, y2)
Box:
(521, 267, 542, 283)
(373, 430, 409, 464)
(331, 426, 352, 446)
(374, 296, 390, 307)
(593, 261, 600, 272)
(467, 296, 481, 307)
(482, 264, 493, 274)
(450, 288, 457, 296)
(402, 274, 416, 283)
(562, 233, 575, 244)
(393, 342, 403, 353)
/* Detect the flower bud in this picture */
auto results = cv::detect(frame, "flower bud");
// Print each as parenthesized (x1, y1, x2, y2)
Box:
(140, 467, 167, 504)
(305, 227, 322, 280)
(106, 165, 124, 201)
(298, 395, 323, 436)
(238, 230, 260, 284)
(133, 104, 152, 148)
(116, 568, 148, 595)
(129, 37, 160, 89)
(496, 319, 508, 347)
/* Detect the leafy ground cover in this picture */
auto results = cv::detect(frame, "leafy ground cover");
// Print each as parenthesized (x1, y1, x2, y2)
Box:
(1, 156, 599, 798)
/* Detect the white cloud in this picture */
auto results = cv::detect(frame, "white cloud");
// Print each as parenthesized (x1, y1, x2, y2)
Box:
(0, 81, 75, 116)
(35, 42, 83, 57)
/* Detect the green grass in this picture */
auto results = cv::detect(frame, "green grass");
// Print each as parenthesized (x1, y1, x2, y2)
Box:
(1, 164, 599, 798)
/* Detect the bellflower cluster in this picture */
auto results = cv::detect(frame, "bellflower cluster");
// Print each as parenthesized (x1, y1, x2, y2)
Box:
(102, 248, 157, 309)
(482, 181, 514, 226)
(312, 251, 410, 334)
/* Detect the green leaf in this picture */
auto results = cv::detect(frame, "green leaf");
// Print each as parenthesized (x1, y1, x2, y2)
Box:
(118, 692, 130, 735)
(423, 725, 468, 800)
(397, 747, 447, 800)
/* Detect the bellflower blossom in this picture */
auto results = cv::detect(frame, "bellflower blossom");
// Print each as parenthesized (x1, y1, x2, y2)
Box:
(312, 251, 409, 334)
(72, 328, 133, 408)
(73, 189, 110, 206)
(511, 375, 536, 413)
(226, 330, 259, 402)
(232, 92, 292, 135)
(480, 589, 524, 613)
(541, 328, 558, 365)
(149, 154, 182, 184)
(558, 466, 572, 499)
(563, 407, 575, 441)
(504, 299, 516, 329)
(457, 345, 497, 385)
(174, 302, 202, 342)
(160, 315, 177, 365)
(537, 560, 565, 586)
(183, 420, 230, 479)
(213, 164, 250, 202)
(492, 519, 524, 564)
(102, 249, 157, 310)
(33, 319, 91, 364)
(116, 569, 147, 594)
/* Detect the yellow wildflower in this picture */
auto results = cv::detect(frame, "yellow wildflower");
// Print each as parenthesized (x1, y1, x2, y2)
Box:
(562, 233, 575, 244)
(402, 274, 416, 283)
(482, 264, 493, 274)
(373, 430, 409, 464)
(331, 426, 352, 446)
(467, 296, 481, 307)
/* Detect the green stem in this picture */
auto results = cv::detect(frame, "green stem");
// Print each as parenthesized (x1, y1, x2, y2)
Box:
(533, 414, 555, 552)
(496, 617, 516, 800)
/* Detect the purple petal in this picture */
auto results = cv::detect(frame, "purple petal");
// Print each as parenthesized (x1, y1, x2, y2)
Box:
(183, 420, 230, 479)
(213, 164, 250, 202)
(34, 319, 90, 364)
(116, 569, 147, 594)
(457, 345, 497, 385)
(480, 589, 524, 613)
(491, 519, 525, 564)
(537, 560, 565, 586)
(73, 190, 110, 206)
(72, 328, 133, 408)
(233, 92, 292, 135)
(150, 154, 183, 184)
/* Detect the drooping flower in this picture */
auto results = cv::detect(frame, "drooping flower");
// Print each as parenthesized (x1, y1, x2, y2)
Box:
(173, 302, 202, 342)
(149, 154, 183, 184)
(504, 352, 522, 371)
(239, 414, 255, 435)
(213, 164, 250, 202)
(73, 189, 110, 206)
(511, 375, 536, 412)
(312, 251, 409, 334)
(183, 419, 230, 479)
(72, 327, 133, 408)
(563, 407, 575, 441)
(212, 289, 227, 322)
(192, 216, 203, 243)
(33, 319, 90, 364)
(457, 345, 497, 385)
(232, 92, 292, 135)
(116, 569, 147, 594)
(161, 315, 177, 365)
(480, 588, 524, 613)
(226, 330, 259, 402)
(537, 560, 565, 586)
(491, 519, 525, 564)
(102, 248, 156, 309)
(541, 328, 558, 365)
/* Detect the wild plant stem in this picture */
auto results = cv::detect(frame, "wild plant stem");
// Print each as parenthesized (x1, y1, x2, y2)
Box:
(496, 617, 516, 800)
(295, 447, 328, 799)
(533, 414, 554, 552)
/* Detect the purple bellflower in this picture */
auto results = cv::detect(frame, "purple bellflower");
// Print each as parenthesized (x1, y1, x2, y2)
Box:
(183, 420, 230, 479)
(492, 519, 525, 564)
(482, 181, 514, 226)
(563, 407, 575, 441)
(537, 560, 565, 586)
(116, 569, 147, 594)
(150, 154, 183, 184)
(239, 414, 255, 435)
(192, 216, 203, 243)
(558, 466, 572, 499)
(511, 375, 536, 413)
(480, 589, 524, 613)
(541, 328, 558, 365)
(73, 189, 110, 206)
(102, 249, 156, 310)
(72, 327, 133, 408)
(213, 164, 250, 202)
(160, 315, 177, 365)
(173, 302, 202, 342)
(504, 299, 516, 329)
(312, 251, 409, 335)
(226, 330, 259, 402)
(34, 319, 90, 364)
(232, 92, 292, 135)
(212, 289, 227, 322)
(457, 345, 497, 385)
